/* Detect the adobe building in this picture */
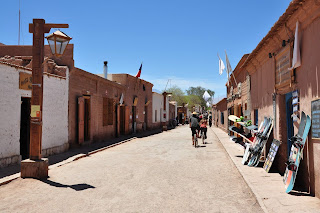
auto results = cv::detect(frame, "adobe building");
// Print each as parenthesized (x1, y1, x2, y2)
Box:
(241, 0, 320, 197)
(226, 54, 251, 122)
(0, 56, 69, 167)
(108, 74, 153, 133)
(68, 67, 126, 146)
(212, 98, 227, 132)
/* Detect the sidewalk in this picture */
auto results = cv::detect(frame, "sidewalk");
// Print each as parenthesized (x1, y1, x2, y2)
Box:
(210, 126, 320, 213)
(0, 128, 162, 186)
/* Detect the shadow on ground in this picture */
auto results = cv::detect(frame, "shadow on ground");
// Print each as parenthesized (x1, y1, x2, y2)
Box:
(41, 179, 95, 191)
(0, 126, 181, 179)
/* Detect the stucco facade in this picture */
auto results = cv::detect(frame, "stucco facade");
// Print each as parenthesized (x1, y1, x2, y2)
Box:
(0, 61, 69, 167)
(212, 98, 227, 132)
(241, 0, 320, 197)
(152, 92, 163, 129)
(68, 68, 126, 146)
(108, 74, 153, 133)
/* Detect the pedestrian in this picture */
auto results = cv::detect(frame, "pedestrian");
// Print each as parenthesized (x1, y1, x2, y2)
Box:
(209, 113, 212, 127)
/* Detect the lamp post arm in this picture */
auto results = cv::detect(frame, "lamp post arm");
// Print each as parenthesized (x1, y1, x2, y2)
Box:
(29, 23, 69, 33)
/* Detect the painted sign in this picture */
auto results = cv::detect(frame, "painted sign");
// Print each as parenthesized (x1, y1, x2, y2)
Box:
(19, 72, 32, 90)
(31, 105, 40, 118)
(311, 99, 320, 138)
(263, 139, 281, 173)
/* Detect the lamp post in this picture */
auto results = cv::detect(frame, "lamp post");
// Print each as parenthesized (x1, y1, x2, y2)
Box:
(21, 19, 71, 179)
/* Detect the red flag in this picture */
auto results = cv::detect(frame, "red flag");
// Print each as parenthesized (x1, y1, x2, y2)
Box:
(136, 63, 142, 78)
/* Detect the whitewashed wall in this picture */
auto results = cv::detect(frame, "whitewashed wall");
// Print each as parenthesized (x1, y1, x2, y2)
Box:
(0, 63, 69, 165)
(152, 92, 162, 123)
(162, 97, 170, 122)
(42, 70, 69, 150)
(0, 65, 22, 160)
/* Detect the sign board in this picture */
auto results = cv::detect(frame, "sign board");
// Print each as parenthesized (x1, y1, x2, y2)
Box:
(311, 99, 320, 138)
(263, 139, 281, 172)
(31, 105, 40, 118)
(275, 45, 292, 89)
(19, 72, 32, 90)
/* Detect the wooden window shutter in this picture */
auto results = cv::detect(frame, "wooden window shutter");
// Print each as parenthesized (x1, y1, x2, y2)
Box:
(108, 98, 114, 125)
(103, 97, 108, 126)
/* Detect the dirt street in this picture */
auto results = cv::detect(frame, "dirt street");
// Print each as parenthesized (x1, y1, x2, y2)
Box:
(0, 126, 262, 212)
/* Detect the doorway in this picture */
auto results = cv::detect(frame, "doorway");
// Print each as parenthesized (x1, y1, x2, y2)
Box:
(78, 96, 91, 144)
(120, 105, 125, 135)
(132, 106, 136, 133)
(115, 104, 118, 137)
(20, 97, 30, 160)
(84, 97, 90, 141)
(144, 106, 148, 130)
(285, 92, 294, 158)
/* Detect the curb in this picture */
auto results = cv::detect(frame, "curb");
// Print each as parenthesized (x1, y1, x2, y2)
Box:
(0, 137, 138, 186)
(209, 127, 269, 213)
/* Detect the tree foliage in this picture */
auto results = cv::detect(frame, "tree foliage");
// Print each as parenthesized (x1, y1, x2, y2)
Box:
(165, 85, 187, 106)
(186, 86, 215, 107)
(164, 85, 215, 110)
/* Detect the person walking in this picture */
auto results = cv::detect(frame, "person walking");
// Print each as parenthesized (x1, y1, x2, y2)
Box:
(209, 113, 212, 127)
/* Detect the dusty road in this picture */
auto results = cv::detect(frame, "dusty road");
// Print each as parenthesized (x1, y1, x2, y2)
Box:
(0, 126, 262, 213)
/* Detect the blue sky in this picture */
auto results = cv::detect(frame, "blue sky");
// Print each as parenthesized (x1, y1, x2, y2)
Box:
(1, 0, 292, 97)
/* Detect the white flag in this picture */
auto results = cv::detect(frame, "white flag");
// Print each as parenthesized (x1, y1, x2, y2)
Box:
(225, 51, 232, 86)
(218, 54, 225, 75)
(289, 21, 301, 70)
(203, 91, 211, 101)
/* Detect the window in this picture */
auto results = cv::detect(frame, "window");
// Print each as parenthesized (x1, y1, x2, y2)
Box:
(221, 112, 224, 125)
(103, 98, 114, 126)
(155, 110, 157, 122)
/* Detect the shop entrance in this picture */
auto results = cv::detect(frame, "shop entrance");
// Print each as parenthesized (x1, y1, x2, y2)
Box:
(285, 92, 294, 158)
(20, 97, 31, 160)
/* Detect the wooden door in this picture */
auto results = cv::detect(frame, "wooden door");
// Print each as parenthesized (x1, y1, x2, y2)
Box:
(78, 97, 85, 144)
(120, 106, 125, 135)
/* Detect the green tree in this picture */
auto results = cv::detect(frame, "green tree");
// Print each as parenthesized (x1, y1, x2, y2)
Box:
(186, 86, 215, 107)
(185, 95, 202, 110)
(165, 85, 187, 106)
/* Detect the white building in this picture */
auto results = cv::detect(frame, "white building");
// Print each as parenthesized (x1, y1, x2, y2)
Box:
(152, 92, 170, 129)
(0, 59, 69, 167)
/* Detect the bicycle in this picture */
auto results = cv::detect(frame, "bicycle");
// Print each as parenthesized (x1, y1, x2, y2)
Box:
(193, 133, 198, 148)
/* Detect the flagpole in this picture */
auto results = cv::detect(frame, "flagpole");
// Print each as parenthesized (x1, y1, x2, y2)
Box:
(225, 50, 238, 87)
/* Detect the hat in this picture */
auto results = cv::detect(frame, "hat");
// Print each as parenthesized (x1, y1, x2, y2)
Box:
(192, 112, 198, 115)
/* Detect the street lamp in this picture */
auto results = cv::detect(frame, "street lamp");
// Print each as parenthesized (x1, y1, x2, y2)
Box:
(21, 19, 70, 179)
(46, 30, 72, 56)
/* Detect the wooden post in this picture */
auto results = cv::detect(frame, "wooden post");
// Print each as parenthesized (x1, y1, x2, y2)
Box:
(21, 19, 69, 179)
(29, 19, 45, 160)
